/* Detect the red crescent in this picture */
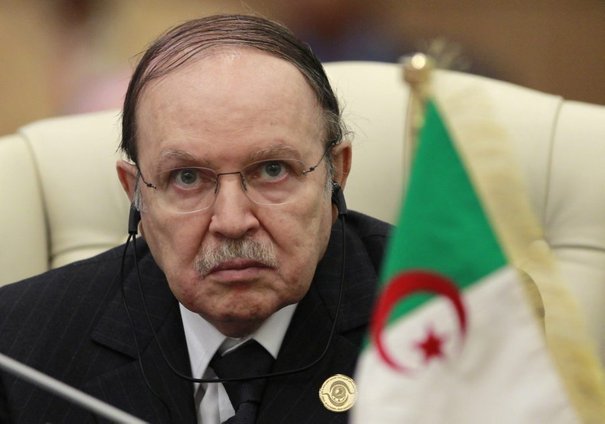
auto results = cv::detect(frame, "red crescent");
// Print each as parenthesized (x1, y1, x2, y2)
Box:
(371, 270, 467, 372)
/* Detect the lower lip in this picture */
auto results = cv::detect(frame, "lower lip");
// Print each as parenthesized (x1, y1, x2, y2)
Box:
(208, 266, 270, 282)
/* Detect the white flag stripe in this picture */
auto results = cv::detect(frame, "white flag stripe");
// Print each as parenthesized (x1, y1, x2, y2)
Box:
(353, 266, 578, 424)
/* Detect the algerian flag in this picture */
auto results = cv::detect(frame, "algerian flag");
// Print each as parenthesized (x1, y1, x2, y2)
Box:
(352, 88, 605, 423)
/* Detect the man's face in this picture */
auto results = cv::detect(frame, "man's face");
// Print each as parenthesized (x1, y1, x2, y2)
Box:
(118, 49, 349, 337)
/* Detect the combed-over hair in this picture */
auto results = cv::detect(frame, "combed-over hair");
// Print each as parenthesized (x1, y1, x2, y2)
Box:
(120, 14, 347, 164)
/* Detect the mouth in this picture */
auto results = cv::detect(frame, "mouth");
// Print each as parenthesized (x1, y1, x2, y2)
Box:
(206, 259, 275, 281)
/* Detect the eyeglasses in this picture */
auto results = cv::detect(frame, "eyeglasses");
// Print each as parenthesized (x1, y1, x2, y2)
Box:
(137, 145, 333, 214)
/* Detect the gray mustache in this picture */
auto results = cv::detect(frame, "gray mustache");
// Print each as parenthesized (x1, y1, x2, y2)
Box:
(196, 238, 278, 276)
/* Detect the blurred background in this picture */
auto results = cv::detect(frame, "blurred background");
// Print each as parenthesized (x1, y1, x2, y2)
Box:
(1, 0, 604, 135)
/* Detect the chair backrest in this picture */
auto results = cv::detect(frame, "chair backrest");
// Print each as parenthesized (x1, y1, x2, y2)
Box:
(1, 61, 604, 362)
(0, 110, 128, 278)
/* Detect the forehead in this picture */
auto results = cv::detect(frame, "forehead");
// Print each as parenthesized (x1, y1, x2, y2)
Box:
(135, 48, 325, 168)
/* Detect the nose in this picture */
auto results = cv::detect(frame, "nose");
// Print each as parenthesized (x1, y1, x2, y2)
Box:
(208, 173, 260, 239)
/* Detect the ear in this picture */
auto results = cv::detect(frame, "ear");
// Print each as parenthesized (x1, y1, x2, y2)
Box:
(116, 160, 138, 203)
(331, 140, 352, 189)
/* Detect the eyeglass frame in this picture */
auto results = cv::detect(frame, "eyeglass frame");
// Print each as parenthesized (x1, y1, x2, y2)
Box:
(133, 141, 338, 213)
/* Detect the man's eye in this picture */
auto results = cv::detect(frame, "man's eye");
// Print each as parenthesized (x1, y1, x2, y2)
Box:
(175, 169, 199, 185)
(261, 161, 287, 179)
(168, 168, 214, 189)
(246, 160, 301, 185)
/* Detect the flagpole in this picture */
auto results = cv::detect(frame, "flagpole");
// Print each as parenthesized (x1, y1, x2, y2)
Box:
(401, 53, 434, 178)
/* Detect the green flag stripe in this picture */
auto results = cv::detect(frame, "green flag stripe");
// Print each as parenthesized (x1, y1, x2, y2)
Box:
(380, 100, 506, 318)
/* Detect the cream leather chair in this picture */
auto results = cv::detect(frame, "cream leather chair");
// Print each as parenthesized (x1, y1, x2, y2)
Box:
(1, 62, 604, 363)
(0, 110, 128, 278)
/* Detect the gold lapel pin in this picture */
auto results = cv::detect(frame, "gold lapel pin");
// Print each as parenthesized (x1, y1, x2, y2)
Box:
(318, 374, 357, 412)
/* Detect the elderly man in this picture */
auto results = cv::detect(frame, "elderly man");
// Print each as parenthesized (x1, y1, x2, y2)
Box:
(0, 14, 390, 423)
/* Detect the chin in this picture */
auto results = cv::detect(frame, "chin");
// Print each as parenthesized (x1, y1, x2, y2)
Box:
(200, 293, 272, 330)
(213, 311, 268, 337)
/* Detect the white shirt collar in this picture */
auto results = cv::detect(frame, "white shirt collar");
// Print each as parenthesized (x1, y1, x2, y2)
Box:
(179, 302, 297, 381)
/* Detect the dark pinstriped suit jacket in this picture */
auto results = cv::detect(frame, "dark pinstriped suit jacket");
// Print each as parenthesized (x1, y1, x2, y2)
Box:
(0, 211, 389, 423)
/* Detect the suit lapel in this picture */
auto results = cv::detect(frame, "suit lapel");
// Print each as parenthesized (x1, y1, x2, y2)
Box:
(81, 218, 379, 423)
(87, 240, 196, 423)
(257, 219, 378, 423)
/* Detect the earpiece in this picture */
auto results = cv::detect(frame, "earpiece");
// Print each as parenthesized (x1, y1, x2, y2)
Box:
(331, 182, 347, 216)
(128, 204, 141, 236)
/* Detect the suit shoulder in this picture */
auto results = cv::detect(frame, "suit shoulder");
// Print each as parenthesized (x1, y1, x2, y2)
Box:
(345, 210, 392, 269)
(346, 210, 392, 239)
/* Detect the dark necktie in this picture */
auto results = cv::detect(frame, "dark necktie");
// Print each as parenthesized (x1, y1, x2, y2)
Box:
(210, 340, 274, 424)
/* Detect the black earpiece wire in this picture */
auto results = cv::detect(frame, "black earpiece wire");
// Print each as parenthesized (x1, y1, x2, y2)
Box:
(126, 214, 346, 383)
(120, 177, 347, 387)
(119, 233, 171, 414)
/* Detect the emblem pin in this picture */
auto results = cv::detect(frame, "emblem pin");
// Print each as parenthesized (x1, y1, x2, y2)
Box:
(318, 374, 357, 412)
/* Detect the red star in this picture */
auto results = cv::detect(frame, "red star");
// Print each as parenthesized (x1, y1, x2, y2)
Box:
(415, 326, 447, 363)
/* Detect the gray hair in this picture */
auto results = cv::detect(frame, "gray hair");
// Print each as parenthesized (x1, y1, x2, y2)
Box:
(120, 14, 348, 170)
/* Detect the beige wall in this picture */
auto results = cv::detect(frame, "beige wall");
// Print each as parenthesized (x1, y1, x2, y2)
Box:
(1, 0, 604, 135)
(0, 2, 56, 135)
(388, 0, 605, 104)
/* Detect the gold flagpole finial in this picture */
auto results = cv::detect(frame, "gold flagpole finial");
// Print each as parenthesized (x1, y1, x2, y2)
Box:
(401, 53, 434, 135)
(402, 53, 433, 91)
(400, 53, 434, 188)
